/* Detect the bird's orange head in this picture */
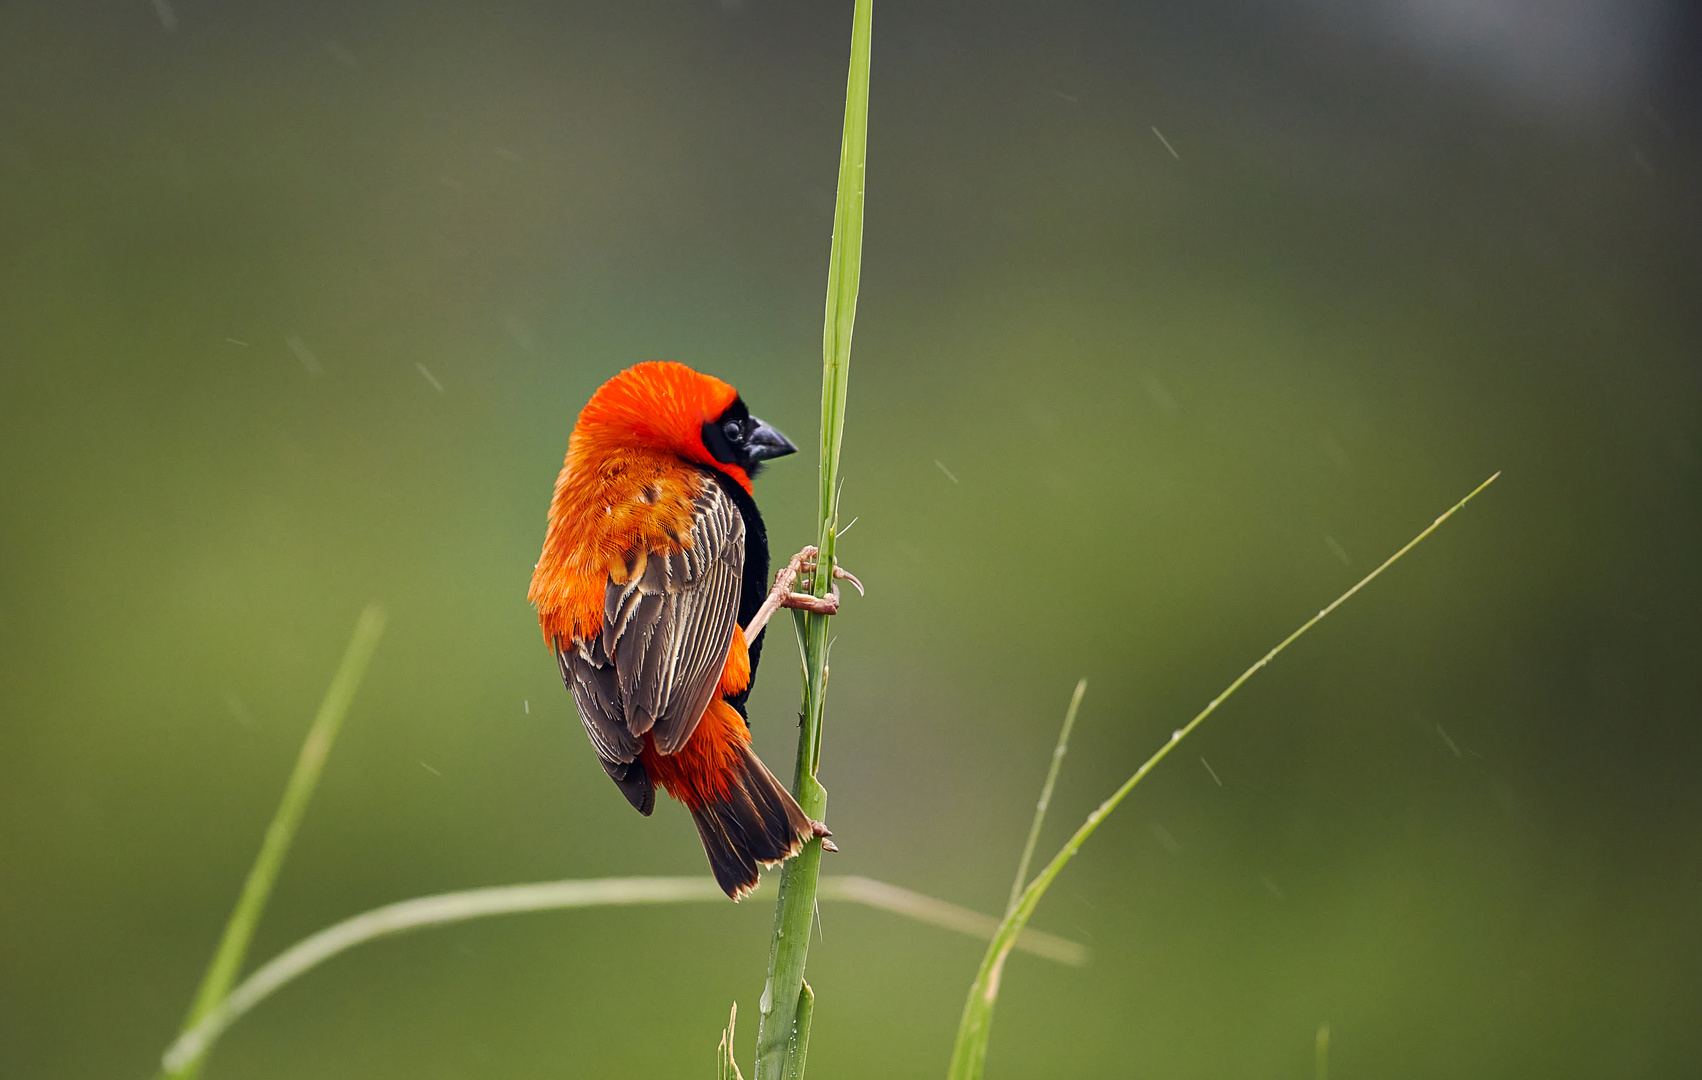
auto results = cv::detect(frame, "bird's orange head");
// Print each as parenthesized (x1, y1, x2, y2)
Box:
(570, 361, 797, 495)
(531, 361, 798, 647)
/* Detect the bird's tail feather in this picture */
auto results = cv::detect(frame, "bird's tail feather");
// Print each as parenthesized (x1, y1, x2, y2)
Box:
(690, 745, 820, 901)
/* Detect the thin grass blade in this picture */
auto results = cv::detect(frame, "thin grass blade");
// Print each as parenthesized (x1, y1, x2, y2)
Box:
(160, 873, 1079, 1075)
(818, 877, 1085, 966)
(947, 473, 1499, 1080)
(165, 604, 385, 1080)
(1007, 679, 1086, 916)
(718, 1003, 746, 1080)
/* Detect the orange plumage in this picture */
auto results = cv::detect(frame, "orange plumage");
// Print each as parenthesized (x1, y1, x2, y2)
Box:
(528, 361, 823, 899)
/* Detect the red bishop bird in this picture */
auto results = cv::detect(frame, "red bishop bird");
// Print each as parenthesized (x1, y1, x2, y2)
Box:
(529, 361, 851, 899)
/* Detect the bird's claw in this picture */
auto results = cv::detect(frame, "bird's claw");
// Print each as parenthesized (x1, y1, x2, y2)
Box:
(833, 565, 865, 596)
(777, 566, 862, 615)
(784, 547, 864, 601)
(810, 819, 838, 853)
(744, 545, 863, 642)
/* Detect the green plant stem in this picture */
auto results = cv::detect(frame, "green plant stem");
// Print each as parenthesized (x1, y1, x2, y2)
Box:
(948, 472, 1500, 1080)
(783, 983, 815, 1080)
(166, 604, 386, 1080)
(754, 1, 872, 1078)
(161, 874, 1081, 1076)
(1007, 680, 1087, 916)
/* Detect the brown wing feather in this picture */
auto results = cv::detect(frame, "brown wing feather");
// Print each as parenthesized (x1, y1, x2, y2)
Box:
(559, 637, 635, 762)
(559, 634, 657, 813)
(555, 478, 745, 794)
(603, 482, 745, 754)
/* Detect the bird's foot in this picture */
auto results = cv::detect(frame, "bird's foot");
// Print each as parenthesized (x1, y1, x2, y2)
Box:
(744, 545, 863, 642)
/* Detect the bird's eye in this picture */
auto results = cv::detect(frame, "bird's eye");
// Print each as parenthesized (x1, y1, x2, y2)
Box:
(723, 420, 745, 443)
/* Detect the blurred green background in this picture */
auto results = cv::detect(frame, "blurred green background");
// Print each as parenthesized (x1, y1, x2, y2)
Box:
(2, 1, 1699, 1077)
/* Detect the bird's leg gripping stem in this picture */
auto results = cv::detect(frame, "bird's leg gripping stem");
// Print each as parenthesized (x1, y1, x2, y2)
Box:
(743, 545, 863, 644)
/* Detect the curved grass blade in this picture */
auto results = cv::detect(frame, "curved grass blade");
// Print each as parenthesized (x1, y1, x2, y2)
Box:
(165, 604, 386, 1080)
(818, 876, 1085, 966)
(947, 473, 1500, 1080)
(159, 874, 1082, 1076)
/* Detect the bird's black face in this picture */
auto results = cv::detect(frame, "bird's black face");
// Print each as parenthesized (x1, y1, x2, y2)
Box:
(702, 397, 798, 477)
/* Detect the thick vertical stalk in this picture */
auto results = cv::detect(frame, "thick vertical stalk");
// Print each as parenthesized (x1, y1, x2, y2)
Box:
(753, 2, 871, 1077)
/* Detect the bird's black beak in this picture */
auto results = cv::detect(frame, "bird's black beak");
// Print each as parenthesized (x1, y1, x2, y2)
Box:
(745, 417, 798, 462)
